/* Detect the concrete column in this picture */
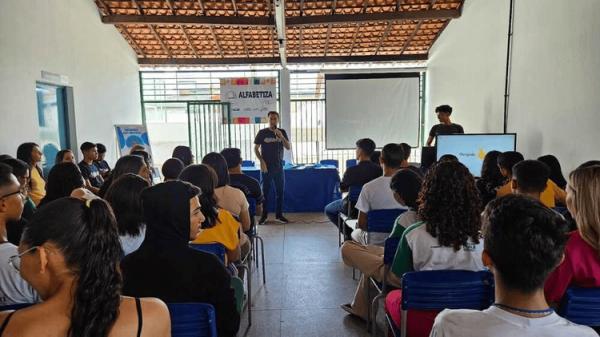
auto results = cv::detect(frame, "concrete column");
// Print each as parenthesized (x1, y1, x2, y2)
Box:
(279, 68, 293, 163)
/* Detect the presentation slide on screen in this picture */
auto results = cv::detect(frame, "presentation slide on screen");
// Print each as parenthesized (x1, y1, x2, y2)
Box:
(436, 134, 516, 176)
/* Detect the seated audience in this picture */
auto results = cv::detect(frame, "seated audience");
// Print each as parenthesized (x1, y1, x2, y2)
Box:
(54, 149, 75, 165)
(511, 160, 551, 202)
(2, 197, 171, 336)
(1, 158, 35, 245)
(94, 143, 112, 178)
(161, 158, 184, 181)
(370, 150, 381, 166)
(38, 162, 86, 207)
(180, 164, 242, 262)
(324, 138, 382, 238)
(202, 153, 251, 257)
(476, 150, 504, 206)
(172, 145, 193, 166)
(385, 161, 484, 337)
(104, 173, 150, 256)
(120, 181, 240, 337)
(497, 151, 566, 208)
(430, 195, 597, 337)
(538, 154, 567, 189)
(353, 143, 406, 245)
(545, 165, 600, 305)
(16, 143, 45, 206)
(130, 149, 155, 180)
(340, 169, 422, 319)
(221, 148, 264, 216)
(129, 144, 145, 154)
(98, 155, 150, 197)
(579, 160, 600, 168)
(438, 154, 459, 162)
(0, 163, 39, 305)
(78, 142, 103, 194)
(399, 143, 423, 177)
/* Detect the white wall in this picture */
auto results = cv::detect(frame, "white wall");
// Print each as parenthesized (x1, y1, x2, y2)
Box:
(426, 0, 600, 172)
(0, 0, 141, 164)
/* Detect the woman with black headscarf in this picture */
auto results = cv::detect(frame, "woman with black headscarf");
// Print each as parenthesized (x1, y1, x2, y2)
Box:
(120, 180, 240, 337)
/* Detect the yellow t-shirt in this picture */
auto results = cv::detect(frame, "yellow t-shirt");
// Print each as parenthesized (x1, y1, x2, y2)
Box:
(192, 209, 240, 252)
(496, 179, 566, 208)
(29, 167, 46, 206)
(540, 179, 566, 208)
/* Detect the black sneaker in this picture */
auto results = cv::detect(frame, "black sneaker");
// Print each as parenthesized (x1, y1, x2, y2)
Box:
(258, 215, 268, 225)
(275, 215, 290, 223)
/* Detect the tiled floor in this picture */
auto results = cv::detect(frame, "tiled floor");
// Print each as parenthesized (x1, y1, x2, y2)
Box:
(238, 213, 373, 337)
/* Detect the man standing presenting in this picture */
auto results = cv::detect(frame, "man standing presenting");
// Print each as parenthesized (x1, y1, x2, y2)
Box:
(254, 111, 291, 224)
(426, 104, 464, 146)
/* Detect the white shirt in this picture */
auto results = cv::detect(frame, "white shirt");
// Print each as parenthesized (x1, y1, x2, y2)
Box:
(0, 243, 39, 305)
(119, 225, 146, 256)
(430, 306, 598, 337)
(355, 176, 408, 245)
(405, 222, 484, 272)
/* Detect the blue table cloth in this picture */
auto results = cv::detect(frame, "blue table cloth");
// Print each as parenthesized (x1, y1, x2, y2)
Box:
(242, 165, 341, 213)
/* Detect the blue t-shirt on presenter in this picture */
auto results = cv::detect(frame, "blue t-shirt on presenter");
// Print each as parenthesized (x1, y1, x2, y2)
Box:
(254, 127, 289, 172)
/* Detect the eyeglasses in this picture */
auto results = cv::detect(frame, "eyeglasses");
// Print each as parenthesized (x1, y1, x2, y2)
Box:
(0, 190, 26, 202)
(8, 246, 39, 272)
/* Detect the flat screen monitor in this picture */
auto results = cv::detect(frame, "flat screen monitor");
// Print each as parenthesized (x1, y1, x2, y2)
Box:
(436, 133, 517, 176)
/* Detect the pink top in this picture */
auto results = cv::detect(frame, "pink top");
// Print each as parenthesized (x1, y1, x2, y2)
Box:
(544, 231, 600, 303)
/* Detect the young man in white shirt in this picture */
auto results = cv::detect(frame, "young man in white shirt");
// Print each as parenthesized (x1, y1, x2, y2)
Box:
(429, 195, 596, 337)
(0, 163, 39, 305)
(353, 143, 407, 246)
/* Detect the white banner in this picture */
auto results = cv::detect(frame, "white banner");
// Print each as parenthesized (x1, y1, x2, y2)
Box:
(220, 77, 277, 124)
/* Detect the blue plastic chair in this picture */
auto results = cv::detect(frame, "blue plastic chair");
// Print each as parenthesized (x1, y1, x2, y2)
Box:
(320, 159, 339, 168)
(246, 197, 266, 284)
(559, 287, 600, 327)
(366, 209, 406, 244)
(241, 160, 255, 167)
(394, 270, 495, 337)
(0, 303, 33, 311)
(346, 159, 358, 169)
(368, 236, 402, 333)
(167, 303, 217, 337)
(190, 243, 226, 264)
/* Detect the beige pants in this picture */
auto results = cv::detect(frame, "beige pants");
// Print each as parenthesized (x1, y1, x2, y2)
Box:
(341, 241, 400, 319)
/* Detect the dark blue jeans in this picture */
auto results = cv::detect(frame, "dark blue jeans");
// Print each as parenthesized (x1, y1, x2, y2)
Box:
(261, 169, 285, 217)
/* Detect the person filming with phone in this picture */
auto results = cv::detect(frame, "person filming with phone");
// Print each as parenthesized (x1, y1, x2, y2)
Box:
(254, 111, 291, 224)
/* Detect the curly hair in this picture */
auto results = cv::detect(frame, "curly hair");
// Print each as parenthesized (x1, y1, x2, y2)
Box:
(418, 161, 482, 250)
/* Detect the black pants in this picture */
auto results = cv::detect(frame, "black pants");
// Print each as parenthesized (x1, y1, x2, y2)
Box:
(261, 169, 284, 217)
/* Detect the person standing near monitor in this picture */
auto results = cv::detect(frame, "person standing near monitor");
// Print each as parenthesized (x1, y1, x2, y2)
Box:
(254, 111, 291, 224)
(426, 104, 464, 146)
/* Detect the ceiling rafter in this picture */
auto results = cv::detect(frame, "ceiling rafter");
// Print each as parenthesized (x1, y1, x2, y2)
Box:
(100, 9, 460, 26)
(375, 21, 393, 55)
(209, 26, 224, 58)
(400, 0, 437, 55)
(197, 0, 206, 15)
(121, 26, 146, 58)
(138, 53, 428, 65)
(324, 24, 332, 56)
(239, 27, 250, 58)
(231, 0, 239, 16)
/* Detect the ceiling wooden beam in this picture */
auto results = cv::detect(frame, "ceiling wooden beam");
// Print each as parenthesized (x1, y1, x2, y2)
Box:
(231, 0, 238, 16)
(239, 27, 250, 58)
(400, 0, 437, 55)
(197, 0, 206, 15)
(149, 25, 172, 57)
(120, 26, 146, 58)
(375, 21, 393, 55)
(138, 53, 428, 65)
(101, 8, 460, 26)
(324, 24, 332, 56)
(209, 26, 224, 57)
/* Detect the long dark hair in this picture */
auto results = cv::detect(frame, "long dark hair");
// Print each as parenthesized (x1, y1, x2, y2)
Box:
(480, 151, 503, 184)
(201, 152, 230, 187)
(22, 197, 122, 337)
(105, 173, 149, 236)
(172, 146, 193, 166)
(39, 162, 84, 206)
(538, 154, 567, 189)
(179, 164, 220, 228)
(55, 149, 73, 165)
(16, 142, 39, 166)
(418, 161, 482, 250)
(99, 155, 146, 197)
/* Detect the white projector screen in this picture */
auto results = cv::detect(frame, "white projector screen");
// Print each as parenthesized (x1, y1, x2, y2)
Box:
(325, 73, 420, 149)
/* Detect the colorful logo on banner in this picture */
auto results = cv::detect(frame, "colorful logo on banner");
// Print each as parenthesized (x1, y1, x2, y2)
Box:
(114, 125, 153, 157)
(220, 77, 277, 124)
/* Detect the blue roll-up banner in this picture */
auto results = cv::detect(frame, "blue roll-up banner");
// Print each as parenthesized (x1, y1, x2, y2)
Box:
(114, 124, 158, 179)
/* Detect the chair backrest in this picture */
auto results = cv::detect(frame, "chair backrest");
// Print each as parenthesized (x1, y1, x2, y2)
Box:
(383, 237, 401, 266)
(367, 209, 406, 233)
(230, 276, 245, 314)
(320, 159, 339, 168)
(167, 303, 218, 337)
(0, 303, 33, 311)
(189, 243, 226, 264)
(401, 270, 495, 311)
(247, 197, 257, 217)
(559, 287, 600, 327)
(346, 159, 358, 168)
(347, 185, 362, 203)
(241, 160, 255, 167)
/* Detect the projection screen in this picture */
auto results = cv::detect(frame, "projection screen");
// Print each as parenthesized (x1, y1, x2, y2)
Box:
(325, 73, 420, 149)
